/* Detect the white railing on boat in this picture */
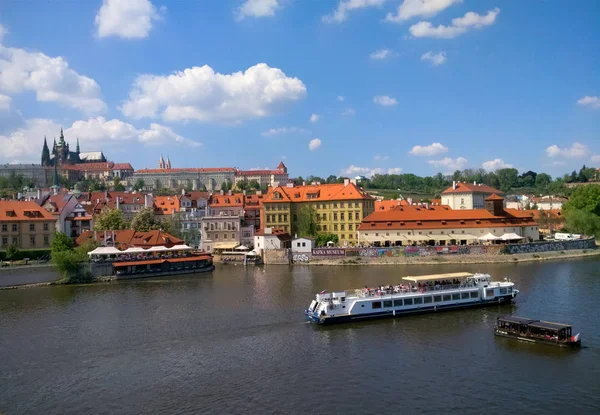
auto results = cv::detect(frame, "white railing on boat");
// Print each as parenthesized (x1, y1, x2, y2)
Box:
(354, 284, 476, 298)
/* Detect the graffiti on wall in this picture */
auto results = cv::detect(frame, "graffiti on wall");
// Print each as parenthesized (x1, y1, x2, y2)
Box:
(293, 253, 310, 263)
(503, 238, 595, 254)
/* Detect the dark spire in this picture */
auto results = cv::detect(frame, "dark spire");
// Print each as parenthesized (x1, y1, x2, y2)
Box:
(76, 137, 80, 153)
(41, 136, 50, 166)
(59, 128, 65, 145)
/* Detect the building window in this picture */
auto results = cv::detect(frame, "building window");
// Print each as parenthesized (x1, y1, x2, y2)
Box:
(348, 212, 353, 220)
(44, 236, 49, 246)
(322, 213, 327, 221)
(293, 214, 297, 221)
(29, 224, 35, 232)
(30, 236, 35, 246)
(1, 224, 6, 232)
(1, 237, 7, 246)
(302, 242, 306, 247)
(283, 214, 288, 222)
(334, 224, 338, 231)
(349, 234, 353, 239)
(12, 237, 18, 245)
(354, 202, 359, 208)
(349, 224, 353, 231)
(333, 203, 338, 208)
(461, 198, 464, 204)
(340, 212, 345, 220)
(12, 224, 17, 232)
(333, 213, 338, 220)
(322, 225, 327, 231)
(232, 234, 235, 239)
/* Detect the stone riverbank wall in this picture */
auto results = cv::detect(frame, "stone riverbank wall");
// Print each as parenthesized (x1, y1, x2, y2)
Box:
(292, 239, 597, 264)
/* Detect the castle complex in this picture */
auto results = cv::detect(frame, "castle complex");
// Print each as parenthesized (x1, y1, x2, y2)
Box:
(41, 128, 107, 167)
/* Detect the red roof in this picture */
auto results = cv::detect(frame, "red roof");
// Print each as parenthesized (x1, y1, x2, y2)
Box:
(442, 182, 503, 195)
(263, 182, 373, 203)
(277, 161, 286, 169)
(76, 229, 183, 247)
(209, 193, 244, 207)
(236, 170, 283, 176)
(135, 168, 235, 174)
(0, 200, 56, 221)
(62, 162, 134, 171)
(485, 193, 504, 201)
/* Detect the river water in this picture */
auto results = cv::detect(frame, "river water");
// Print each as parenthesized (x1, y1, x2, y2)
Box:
(1, 259, 599, 414)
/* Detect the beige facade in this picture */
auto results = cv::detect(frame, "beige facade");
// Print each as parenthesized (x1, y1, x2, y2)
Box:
(1, 201, 56, 250)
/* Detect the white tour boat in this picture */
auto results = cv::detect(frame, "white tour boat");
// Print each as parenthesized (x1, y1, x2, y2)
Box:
(305, 272, 518, 325)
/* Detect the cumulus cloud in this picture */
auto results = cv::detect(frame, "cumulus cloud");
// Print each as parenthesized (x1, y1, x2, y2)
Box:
(409, 8, 500, 39)
(386, 0, 462, 23)
(591, 154, 600, 163)
(310, 113, 321, 123)
(373, 95, 398, 106)
(482, 158, 513, 171)
(427, 156, 468, 173)
(0, 117, 198, 163)
(341, 107, 356, 116)
(261, 126, 307, 137)
(323, 0, 387, 23)
(0, 35, 106, 113)
(120, 63, 306, 123)
(546, 142, 588, 159)
(374, 155, 389, 161)
(337, 95, 345, 101)
(577, 96, 600, 109)
(421, 51, 447, 66)
(236, 0, 280, 20)
(309, 138, 322, 151)
(341, 165, 402, 178)
(409, 142, 448, 156)
(0, 93, 11, 111)
(370, 49, 394, 60)
(0, 24, 7, 43)
(95, 0, 163, 39)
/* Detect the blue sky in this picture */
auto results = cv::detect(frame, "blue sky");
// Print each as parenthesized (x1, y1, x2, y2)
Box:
(0, 0, 598, 178)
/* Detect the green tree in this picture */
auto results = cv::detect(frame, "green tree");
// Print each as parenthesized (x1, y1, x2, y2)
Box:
(236, 181, 248, 191)
(5, 244, 19, 260)
(296, 205, 319, 237)
(535, 173, 552, 190)
(133, 179, 145, 191)
(248, 180, 260, 190)
(564, 209, 600, 237)
(563, 185, 600, 216)
(130, 207, 160, 232)
(315, 233, 339, 247)
(495, 168, 519, 192)
(51, 231, 74, 252)
(113, 176, 125, 191)
(94, 207, 128, 231)
(326, 175, 337, 184)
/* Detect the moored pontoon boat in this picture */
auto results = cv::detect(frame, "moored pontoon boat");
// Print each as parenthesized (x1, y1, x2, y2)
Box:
(494, 316, 581, 348)
(305, 272, 518, 325)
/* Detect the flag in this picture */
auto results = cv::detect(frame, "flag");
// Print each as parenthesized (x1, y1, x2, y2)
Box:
(319, 290, 326, 294)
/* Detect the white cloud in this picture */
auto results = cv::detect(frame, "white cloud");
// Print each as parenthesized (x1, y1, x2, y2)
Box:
(0, 93, 11, 111)
(482, 158, 513, 171)
(427, 156, 468, 173)
(95, 0, 163, 39)
(546, 142, 588, 159)
(374, 155, 389, 161)
(236, 0, 280, 20)
(386, 0, 462, 23)
(373, 95, 398, 106)
(0, 38, 106, 113)
(341, 107, 356, 116)
(337, 95, 345, 101)
(310, 113, 321, 123)
(0, 24, 7, 43)
(409, 142, 448, 156)
(120, 63, 306, 123)
(0, 117, 199, 163)
(409, 8, 500, 39)
(421, 51, 447, 65)
(591, 154, 600, 163)
(309, 138, 322, 151)
(370, 49, 393, 60)
(577, 96, 600, 109)
(261, 126, 307, 137)
(341, 165, 402, 178)
(323, 0, 387, 23)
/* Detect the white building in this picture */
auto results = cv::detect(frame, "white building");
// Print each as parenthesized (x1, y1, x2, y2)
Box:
(291, 237, 314, 253)
(254, 227, 292, 253)
(441, 181, 504, 210)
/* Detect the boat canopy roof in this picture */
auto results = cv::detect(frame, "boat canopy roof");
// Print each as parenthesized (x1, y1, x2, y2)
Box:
(498, 316, 572, 331)
(497, 316, 537, 325)
(403, 272, 474, 283)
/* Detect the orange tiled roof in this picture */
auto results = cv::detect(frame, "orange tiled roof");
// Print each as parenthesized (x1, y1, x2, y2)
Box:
(442, 182, 503, 195)
(263, 182, 373, 203)
(375, 200, 402, 211)
(76, 229, 183, 247)
(236, 170, 284, 176)
(523, 209, 563, 220)
(43, 194, 73, 214)
(154, 196, 180, 214)
(0, 200, 57, 221)
(135, 168, 235, 174)
(485, 193, 504, 201)
(277, 161, 286, 170)
(61, 162, 134, 171)
(359, 205, 537, 231)
(209, 193, 244, 207)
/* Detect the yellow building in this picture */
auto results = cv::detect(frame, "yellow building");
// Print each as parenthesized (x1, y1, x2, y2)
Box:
(261, 179, 375, 246)
(0, 201, 56, 250)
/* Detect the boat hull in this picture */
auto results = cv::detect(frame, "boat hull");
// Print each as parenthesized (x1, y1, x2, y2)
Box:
(115, 265, 215, 280)
(494, 330, 581, 348)
(305, 296, 514, 325)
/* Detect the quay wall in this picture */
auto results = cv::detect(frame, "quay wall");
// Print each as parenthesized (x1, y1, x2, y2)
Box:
(0, 264, 61, 287)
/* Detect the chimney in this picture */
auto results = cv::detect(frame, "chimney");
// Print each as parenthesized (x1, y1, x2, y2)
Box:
(407, 197, 413, 205)
(350, 179, 357, 185)
(343, 178, 350, 187)
(116, 197, 120, 210)
(452, 181, 456, 190)
(302, 181, 306, 186)
(181, 188, 185, 195)
(265, 227, 272, 235)
(220, 189, 224, 195)
(228, 190, 232, 196)
(37, 189, 41, 199)
(257, 190, 262, 196)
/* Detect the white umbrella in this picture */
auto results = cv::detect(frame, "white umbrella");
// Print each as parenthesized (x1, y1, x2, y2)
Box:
(170, 244, 193, 251)
(478, 232, 501, 241)
(235, 245, 249, 251)
(501, 233, 523, 241)
(246, 250, 258, 256)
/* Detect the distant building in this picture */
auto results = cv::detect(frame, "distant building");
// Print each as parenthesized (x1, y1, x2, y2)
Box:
(41, 128, 106, 167)
(0, 200, 56, 250)
(76, 229, 183, 249)
(0, 164, 51, 188)
(82, 191, 154, 221)
(201, 191, 245, 252)
(41, 194, 92, 238)
(441, 181, 504, 210)
(234, 162, 289, 188)
(291, 237, 314, 253)
(254, 227, 292, 253)
(358, 194, 539, 246)
(530, 196, 568, 211)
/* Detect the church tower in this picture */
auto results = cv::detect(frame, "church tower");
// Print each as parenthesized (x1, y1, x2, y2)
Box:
(41, 136, 50, 166)
(166, 156, 172, 169)
(159, 154, 165, 169)
(76, 137, 80, 154)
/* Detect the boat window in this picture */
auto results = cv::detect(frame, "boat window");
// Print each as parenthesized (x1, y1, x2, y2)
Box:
(470, 291, 478, 298)
(414, 297, 423, 305)
(461, 292, 470, 300)
(394, 300, 402, 307)
(372, 301, 382, 309)
(499, 288, 507, 295)
(383, 300, 392, 308)
(423, 296, 432, 304)
(404, 298, 413, 306)
(442, 294, 451, 302)
(452, 293, 460, 301)
(433, 295, 442, 302)
(486, 289, 494, 297)
(341, 297, 346, 302)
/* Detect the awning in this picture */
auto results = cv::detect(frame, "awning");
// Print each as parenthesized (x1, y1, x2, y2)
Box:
(404, 234, 429, 241)
(213, 242, 239, 249)
(459, 234, 480, 240)
(403, 272, 474, 283)
(235, 245, 249, 251)
(170, 244, 193, 251)
(123, 247, 147, 253)
(479, 232, 501, 241)
(147, 246, 169, 252)
(501, 233, 523, 241)
(88, 246, 122, 256)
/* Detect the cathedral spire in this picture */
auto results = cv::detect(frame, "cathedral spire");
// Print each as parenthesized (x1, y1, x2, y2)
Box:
(159, 154, 165, 169)
(59, 128, 65, 145)
(76, 137, 80, 154)
(41, 136, 50, 166)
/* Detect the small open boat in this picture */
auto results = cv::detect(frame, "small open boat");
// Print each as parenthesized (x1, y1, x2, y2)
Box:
(494, 316, 581, 348)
